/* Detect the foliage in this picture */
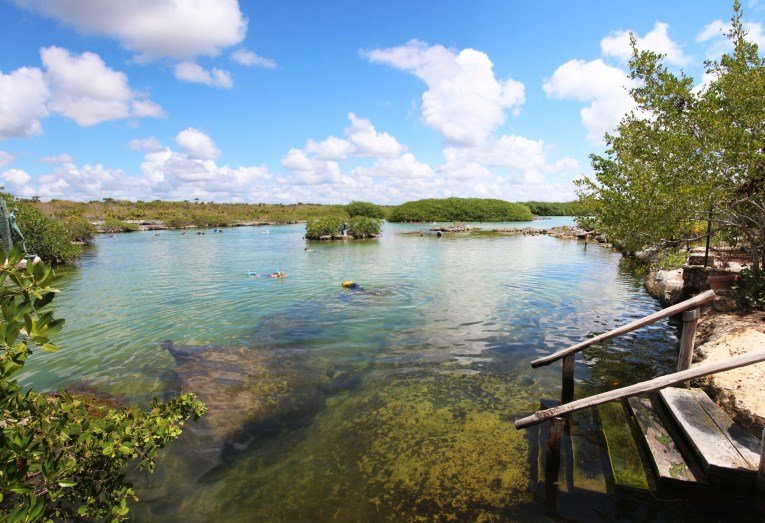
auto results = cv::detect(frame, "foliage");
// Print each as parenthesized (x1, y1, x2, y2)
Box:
(345, 201, 386, 219)
(305, 215, 381, 239)
(734, 267, 765, 310)
(347, 216, 382, 238)
(388, 198, 533, 223)
(14, 203, 80, 264)
(520, 201, 582, 216)
(305, 215, 346, 239)
(655, 249, 687, 270)
(578, 1, 765, 277)
(0, 248, 205, 521)
(60, 215, 96, 244)
(102, 218, 139, 233)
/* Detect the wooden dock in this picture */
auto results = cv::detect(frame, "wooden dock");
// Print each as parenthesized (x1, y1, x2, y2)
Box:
(516, 290, 765, 510)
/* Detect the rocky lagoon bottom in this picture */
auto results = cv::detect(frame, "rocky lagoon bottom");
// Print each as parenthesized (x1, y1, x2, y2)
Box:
(21, 220, 722, 521)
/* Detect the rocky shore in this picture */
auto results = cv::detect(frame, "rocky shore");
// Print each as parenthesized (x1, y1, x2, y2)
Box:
(93, 219, 297, 233)
(694, 311, 765, 435)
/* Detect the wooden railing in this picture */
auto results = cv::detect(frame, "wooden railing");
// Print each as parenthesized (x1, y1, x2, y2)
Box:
(513, 289, 765, 505)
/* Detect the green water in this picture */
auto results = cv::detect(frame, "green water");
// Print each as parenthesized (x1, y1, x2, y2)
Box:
(20, 219, 697, 521)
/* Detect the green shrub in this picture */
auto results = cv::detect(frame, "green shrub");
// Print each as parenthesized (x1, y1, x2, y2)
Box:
(61, 215, 96, 243)
(348, 216, 382, 238)
(655, 249, 687, 270)
(102, 218, 139, 233)
(735, 267, 765, 311)
(305, 215, 346, 239)
(345, 201, 385, 219)
(0, 249, 205, 521)
(388, 198, 533, 222)
(15, 204, 80, 263)
(519, 201, 583, 216)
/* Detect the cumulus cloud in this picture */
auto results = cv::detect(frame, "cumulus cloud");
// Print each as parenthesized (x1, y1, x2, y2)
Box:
(601, 22, 690, 66)
(544, 58, 636, 143)
(175, 128, 220, 160)
(230, 49, 277, 68)
(0, 67, 49, 139)
(13, 0, 247, 61)
(41, 46, 164, 126)
(174, 62, 233, 88)
(39, 153, 73, 164)
(363, 40, 525, 145)
(697, 19, 765, 57)
(345, 113, 404, 158)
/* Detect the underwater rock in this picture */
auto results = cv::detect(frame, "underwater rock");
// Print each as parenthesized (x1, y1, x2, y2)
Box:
(162, 340, 316, 456)
(644, 269, 684, 306)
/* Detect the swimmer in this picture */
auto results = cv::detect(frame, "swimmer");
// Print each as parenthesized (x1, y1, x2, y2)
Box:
(269, 270, 286, 278)
(341, 280, 362, 290)
(304, 247, 313, 252)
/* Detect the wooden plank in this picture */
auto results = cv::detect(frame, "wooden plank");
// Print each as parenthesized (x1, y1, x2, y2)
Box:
(515, 348, 765, 429)
(687, 388, 761, 468)
(659, 388, 757, 484)
(569, 407, 607, 493)
(544, 417, 565, 507)
(531, 290, 716, 368)
(627, 397, 703, 485)
(598, 401, 649, 490)
(561, 354, 574, 404)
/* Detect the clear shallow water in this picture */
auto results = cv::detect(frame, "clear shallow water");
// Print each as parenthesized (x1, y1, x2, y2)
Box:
(20, 219, 698, 521)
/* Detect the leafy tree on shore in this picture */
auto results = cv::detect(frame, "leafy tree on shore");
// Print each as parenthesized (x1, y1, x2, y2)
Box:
(0, 248, 205, 520)
(388, 198, 533, 222)
(345, 201, 387, 219)
(578, 1, 765, 276)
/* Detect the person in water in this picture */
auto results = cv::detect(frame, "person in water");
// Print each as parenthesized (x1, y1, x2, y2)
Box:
(269, 270, 286, 278)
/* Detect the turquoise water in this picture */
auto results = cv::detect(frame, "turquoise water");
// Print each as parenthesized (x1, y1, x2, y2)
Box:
(20, 219, 695, 521)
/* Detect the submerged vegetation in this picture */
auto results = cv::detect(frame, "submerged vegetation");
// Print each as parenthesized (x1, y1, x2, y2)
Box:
(0, 249, 205, 521)
(388, 198, 533, 223)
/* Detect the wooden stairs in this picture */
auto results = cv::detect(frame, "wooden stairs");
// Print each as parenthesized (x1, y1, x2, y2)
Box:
(517, 290, 765, 514)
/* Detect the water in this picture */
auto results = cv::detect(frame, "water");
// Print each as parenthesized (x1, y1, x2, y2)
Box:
(19, 218, 702, 521)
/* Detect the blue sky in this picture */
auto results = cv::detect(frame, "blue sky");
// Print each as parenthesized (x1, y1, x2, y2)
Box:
(0, 1, 763, 204)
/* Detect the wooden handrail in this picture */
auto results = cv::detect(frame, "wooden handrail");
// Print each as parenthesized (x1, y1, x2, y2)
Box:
(515, 347, 765, 429)
(530, 290, 716, 368)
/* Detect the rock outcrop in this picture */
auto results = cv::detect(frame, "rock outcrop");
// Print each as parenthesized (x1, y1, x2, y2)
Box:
(644, 269, 684, 306)
(694, 311, 765, 435)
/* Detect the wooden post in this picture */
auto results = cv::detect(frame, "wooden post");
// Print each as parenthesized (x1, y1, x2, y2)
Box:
(544, 417, 565, 508)
(561, 355, 574, 405)
(758, 427, 765, 493)
(676, 308, 700, 388)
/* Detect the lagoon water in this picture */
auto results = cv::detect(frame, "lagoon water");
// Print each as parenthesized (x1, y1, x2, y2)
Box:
(21, 218, 695, 521)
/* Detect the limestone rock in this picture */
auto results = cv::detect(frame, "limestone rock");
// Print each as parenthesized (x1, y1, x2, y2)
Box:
(644, 268, 684, 306)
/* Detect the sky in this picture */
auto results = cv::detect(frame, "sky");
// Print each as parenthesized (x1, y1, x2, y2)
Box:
(0, 1, 763, 205)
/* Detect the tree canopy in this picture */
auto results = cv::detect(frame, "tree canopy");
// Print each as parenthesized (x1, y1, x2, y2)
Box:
(578, 1, 765, 275)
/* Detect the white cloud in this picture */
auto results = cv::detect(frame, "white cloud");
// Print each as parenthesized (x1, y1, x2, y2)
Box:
(174, 62, 233, 88)
(41, 46, 164, 126)
(0, 66, 49, 139)
(345, 113, 404, 158)
(354, 153, 435, 179)
(305, 136, 354, 161)
(230, 49, 276, 69)
(3, 168, 30, 187)
(14, 0, 247, 61)
(129, 137, 164, 153)
(39, 153, 73, 164)
(175, 128, 220, 160)
(364, 40, 525, 145)
(697, 19, 765, 57)
(0, 151, 15, 168)
(544, 58, 636, 143)
(601, 22, 690, 66)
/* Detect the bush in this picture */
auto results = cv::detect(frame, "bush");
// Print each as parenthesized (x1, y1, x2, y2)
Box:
(735, 267, 765, 311)
(15, 204, 80, 263)
(305, 215, 381, 239)
(0, 249, 205, 521)
(348, 216, 382, 238)
(61, 215, 96, 243)
(345, 201, 385, 219)
(520, 201, 583, 216)
(388, 198, 533, 222)
(102, 218, 139, 233)
(305, 215, 346, 239)
(655, 249, 687, 270)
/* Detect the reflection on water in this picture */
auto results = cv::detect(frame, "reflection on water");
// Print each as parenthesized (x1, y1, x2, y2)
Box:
(19, 219, 696, 520)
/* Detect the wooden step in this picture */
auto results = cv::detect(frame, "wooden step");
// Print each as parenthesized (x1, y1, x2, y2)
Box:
(568, 406, 608, 493)
(627, 396, 706, 487)
(659, 387, 761, 485)
(598, 401, 649, 490)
